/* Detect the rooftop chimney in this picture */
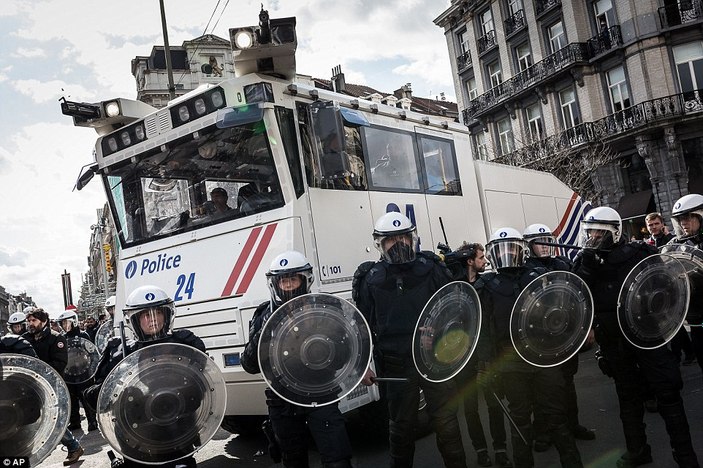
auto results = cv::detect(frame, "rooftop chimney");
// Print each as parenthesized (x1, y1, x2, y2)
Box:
(402, 83, 412, 99)
(331, 64, 346, 93)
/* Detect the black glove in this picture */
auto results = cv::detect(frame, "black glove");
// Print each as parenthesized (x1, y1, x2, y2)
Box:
(579, 249, 602, 270)
(595, 349, 613, 378)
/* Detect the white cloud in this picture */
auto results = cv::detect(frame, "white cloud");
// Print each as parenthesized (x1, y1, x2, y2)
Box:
(0, 247, 29, 267)
(12, 46, 46, 58)
(10, 79, 98, 103)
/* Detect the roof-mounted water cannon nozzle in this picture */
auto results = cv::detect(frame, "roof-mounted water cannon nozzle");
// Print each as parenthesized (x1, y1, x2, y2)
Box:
(229, 8, 297, 80)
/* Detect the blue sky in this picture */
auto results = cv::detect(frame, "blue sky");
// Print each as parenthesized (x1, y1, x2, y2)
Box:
(0, 0, 454, 316)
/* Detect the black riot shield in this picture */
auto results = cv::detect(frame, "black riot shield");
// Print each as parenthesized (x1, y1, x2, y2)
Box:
(0, 354, 70, 465)
(412, 281, 482, 382)
(617, 253, 690, 349)
(511, 271, 594, 367)
(64, 336, 100, 384)
(96, 343, 226, 465)
(258, 293, 372, 407)
(660, 243, 703, 326)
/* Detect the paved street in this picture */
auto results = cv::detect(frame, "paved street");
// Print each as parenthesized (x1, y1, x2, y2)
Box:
(39, 354, 702, 467)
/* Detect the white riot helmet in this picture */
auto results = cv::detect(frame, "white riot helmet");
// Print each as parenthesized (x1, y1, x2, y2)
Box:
(671, 194, 703, 239)
(123, 285, 175, 342)
(266, 251, 314, 306)
(523, 223, 556, 258)
(105, 295, 116, 313)
(486, 227, 528, 270)
(57, 309, 78, 331)
(373, 212, 419, 264)
(578, 206, 622, 251)
(7, 311, 26, 334)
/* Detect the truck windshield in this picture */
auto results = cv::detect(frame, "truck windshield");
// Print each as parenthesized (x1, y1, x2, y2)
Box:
(105, 120, 284, 247)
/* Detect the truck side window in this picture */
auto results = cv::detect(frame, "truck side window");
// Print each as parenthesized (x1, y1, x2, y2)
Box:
(364, 127, 422, 192)
(418, 136, 462, 195)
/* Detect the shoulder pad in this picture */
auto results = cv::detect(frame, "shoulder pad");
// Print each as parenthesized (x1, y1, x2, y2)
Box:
(172, 329, 207, 352)
(352, 261, 376, 302)
(418, 250, 442, 263)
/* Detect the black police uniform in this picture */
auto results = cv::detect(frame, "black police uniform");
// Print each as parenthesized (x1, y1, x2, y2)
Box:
(525, 255, 594, 445)
(0, 334, 38, 356)
(454, 273, 508, 464)
(65, 326, 98, 430)
(475, 264, 583, 468)
(354, 252, 467, 468)
(573, 239, 699, 467)
(87, 330, 206, 468)
(241, 301, 353, 468)
(669, 234, 703, 375)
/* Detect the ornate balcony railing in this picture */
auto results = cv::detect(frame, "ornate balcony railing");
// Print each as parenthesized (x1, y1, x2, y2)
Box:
(457, 51, 472, 71)
(659, 0, 703, 28)
(463, 43, 589, 122)
(495, 91, 703, 165)
(477, 30, 497, 55)
(587, 25, 623, 57)
(504, 9, 526, 37)
(534, 0, 561, 17)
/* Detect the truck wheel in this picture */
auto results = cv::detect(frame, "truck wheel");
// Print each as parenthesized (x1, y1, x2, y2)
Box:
(220, 415, 266, 437)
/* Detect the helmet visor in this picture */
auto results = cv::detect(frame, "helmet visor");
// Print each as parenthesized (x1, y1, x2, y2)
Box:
(672, 212, 702, 239)
(374, 232, 419, 264)
(126, 306, 173, 342)
(579, 224, 616, 250)
(487, 240, 526, 269)
(268, 272, 312, 305)
(528, 236, 556, 258)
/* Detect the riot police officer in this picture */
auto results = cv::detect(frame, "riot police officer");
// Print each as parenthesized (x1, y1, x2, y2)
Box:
(572, 207, 699, 468)
(7, 311, 27, 335)
(58, 309, 98, 432)
(24, 307, 84, 465)
(241, 250, 353, 468)
(86, 285, 206, 467)
(475, 227, 582, 468)
(354, 212, 467, 468)
(523, 224, 595, 452)
(669, 194, 703, 375)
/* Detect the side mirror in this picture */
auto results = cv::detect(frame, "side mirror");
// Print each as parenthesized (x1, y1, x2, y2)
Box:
(75, 163, 98, 191)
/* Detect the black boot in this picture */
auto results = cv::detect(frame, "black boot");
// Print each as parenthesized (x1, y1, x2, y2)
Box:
(617, 445, 653, 468)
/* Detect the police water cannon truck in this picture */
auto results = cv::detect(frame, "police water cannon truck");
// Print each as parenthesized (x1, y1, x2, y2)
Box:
(62, 9, 588, 434)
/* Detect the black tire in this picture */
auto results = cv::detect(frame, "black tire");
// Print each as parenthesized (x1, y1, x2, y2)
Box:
(220, 415, 266, 437)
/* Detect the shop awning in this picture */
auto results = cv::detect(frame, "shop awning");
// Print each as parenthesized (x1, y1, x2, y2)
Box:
(617, 189, 655, 221)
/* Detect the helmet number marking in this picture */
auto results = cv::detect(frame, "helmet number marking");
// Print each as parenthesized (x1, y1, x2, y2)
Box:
(174, 272, 196, 301)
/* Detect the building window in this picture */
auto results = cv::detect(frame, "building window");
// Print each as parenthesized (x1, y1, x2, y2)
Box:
(525, 103, 544, 141)
(516, 43, 533, 71)
(467, 77, 479, 100)
(559, 87, 580, 129)
(480, 8, 495, 35)
(673, 41, 703, 97)
(496, 118, 515, 155)
(606, 66, 631, 112)
(459, 30, 471, 55)
(593, 0, 615, 30)
(508, 0, 524, 16)
(548, 21, 567, 54)
(474, 131, 490, 160)
(487, 61, 503, 88)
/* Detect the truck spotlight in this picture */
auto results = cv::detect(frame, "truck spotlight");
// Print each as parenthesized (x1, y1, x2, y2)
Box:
(104, 101, 121, 118)
(234, 30, 254, 49)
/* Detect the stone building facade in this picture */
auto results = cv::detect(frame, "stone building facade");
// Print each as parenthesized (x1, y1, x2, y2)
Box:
(435, 0, 703, 236)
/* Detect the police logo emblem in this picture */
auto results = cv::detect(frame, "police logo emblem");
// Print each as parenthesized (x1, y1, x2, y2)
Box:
(145, 292, 155, 301)
(57, 341, 65, 349)
(392, 219, 401, 227)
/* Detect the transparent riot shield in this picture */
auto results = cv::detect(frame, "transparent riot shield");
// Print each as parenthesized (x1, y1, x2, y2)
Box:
(97, 343, 226, 465)
(617, 253, 689, 349)
(659, 243, 703, 326)
(511, 271, 594, 367)
(258, 293, 372, 407)
(0, 354, 70, 465)
(412, 281, 481, 382)
(64, 336, 100, 384)
(95, 320, 113, 355)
